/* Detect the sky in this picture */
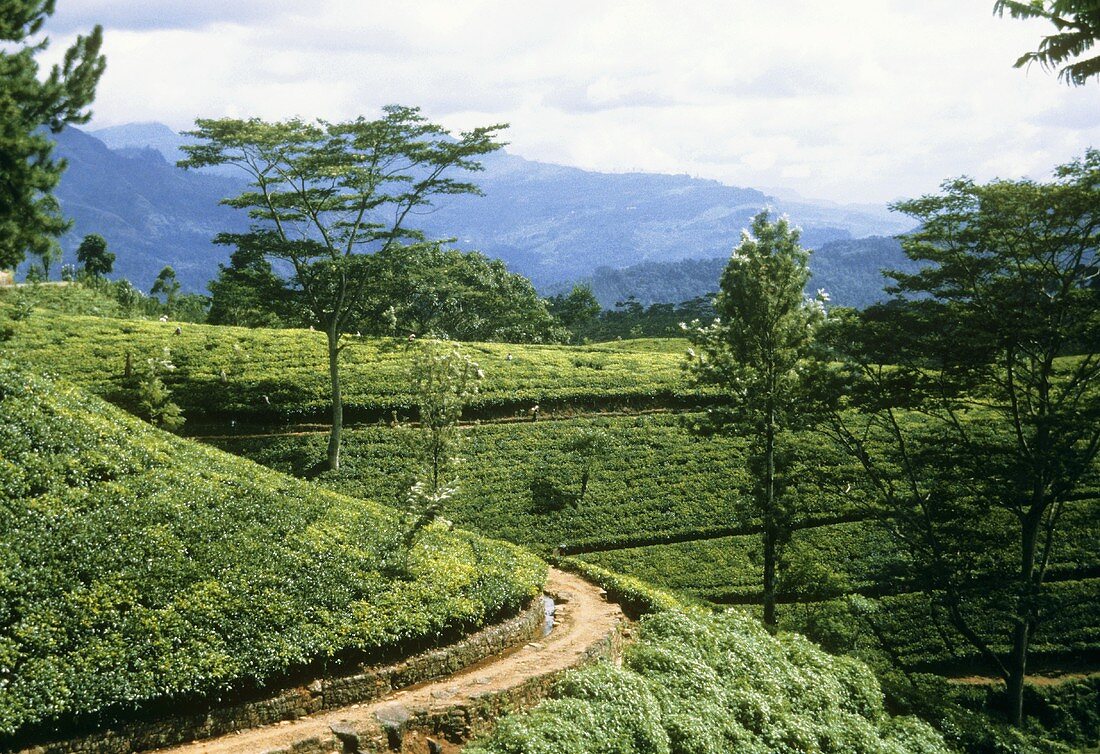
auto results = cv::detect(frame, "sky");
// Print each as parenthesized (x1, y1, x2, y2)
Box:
(40, 0, 1100, 205)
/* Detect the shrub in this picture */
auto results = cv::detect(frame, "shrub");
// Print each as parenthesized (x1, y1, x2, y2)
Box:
(467, 610, 950, 754)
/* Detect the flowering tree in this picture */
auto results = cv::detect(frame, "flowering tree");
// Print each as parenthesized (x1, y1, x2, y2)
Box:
(684, 210, 826, 626)
(397, 340, 484, 562)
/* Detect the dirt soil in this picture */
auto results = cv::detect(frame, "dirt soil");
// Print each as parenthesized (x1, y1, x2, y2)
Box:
(151, 568, 624, 754)
(947, 671, 1098, 687)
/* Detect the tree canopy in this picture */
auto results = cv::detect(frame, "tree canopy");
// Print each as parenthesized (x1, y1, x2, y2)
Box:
(75, 233, 113, 278)
(0, 0, 105, 271)
(353, 244, 566, 343)
(180, 107, 505, 471)
(685, 210, 825, 626)
(995, 0, 1100, 84)
(820, 150, 1100, 725)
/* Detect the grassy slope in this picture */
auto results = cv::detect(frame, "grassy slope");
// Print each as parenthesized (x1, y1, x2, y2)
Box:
(0, 363, 545, 741)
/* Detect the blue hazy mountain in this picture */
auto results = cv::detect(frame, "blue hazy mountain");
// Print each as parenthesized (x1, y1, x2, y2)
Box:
(44, 126, 247, 291)
(562, 236, 917, 310)
(43, 123, 912, 303)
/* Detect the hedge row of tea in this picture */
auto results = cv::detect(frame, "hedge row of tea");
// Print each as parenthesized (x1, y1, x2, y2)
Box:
(0, 303, 699, 421)
(0, 364, 545, 742)
(211, 414, 873, 553)
(778, 578, 1100, 672)
(580, 501, 1100, 604)
(466, 609, 950, 754)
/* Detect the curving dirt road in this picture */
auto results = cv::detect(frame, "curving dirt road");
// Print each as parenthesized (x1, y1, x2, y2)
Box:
(151, 568, 624, 754)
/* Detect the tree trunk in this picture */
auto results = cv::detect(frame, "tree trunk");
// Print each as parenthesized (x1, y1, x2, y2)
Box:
(1006, 506, 1042, 725)
(326, 328, 342, 473)
(762, 398, 777, 628)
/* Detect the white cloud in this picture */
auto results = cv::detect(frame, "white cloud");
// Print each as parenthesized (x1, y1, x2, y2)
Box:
(41, 0, 1100, 203)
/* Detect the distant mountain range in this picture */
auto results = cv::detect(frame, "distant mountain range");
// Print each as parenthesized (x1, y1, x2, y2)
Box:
(29, 122, 914, 306)
(568, 236, 918, 310)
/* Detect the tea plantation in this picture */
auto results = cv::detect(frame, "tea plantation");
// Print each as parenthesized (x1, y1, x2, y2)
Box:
(3, 294, 1098, 750)
(0, 363, 544, 744)
(211, 415, 1100, 675)
(0, 299, 700, 423)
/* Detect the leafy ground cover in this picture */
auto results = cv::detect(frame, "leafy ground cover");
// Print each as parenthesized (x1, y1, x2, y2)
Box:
(0, 303, 698, 422)
(0, 363, 545, 744)
(467, 608, 950, 754)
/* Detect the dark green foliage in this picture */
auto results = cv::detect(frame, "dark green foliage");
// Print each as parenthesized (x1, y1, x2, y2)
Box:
(685, 210, 825, 626)
(467, 610, 949, 754)
(206, 244, 292, 327)
(995, 1, 1100, 85)
(75, 233, 114, 278)
(0, 364, 544, 741)
(0, 0, 105, 271)
(582, 296, 718, 342)
(149, 265, 180, 311)
(355, 244, 565, 343)
(547, 284, 601, 342)
(820, 152, 1100, 725)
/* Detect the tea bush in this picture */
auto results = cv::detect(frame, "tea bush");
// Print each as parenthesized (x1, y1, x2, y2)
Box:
(0, 307, 699, 421)
(0, 364, 545, 742)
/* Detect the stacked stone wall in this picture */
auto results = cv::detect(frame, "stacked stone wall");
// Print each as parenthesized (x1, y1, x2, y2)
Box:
(18, 598, 545, 754)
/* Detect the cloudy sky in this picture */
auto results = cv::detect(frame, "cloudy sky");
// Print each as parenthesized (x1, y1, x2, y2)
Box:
(42, 0, 1100, 204)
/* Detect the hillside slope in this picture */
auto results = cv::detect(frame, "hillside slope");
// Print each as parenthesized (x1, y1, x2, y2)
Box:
(0, 364, 544, 744)
(566, 236, 918, 309)
(0, 297, 696, 423)
(49, 127, 248, 291)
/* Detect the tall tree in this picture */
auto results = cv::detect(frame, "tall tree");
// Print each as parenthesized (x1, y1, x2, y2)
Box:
(0, 1, 105, 271)
(75, 232, 113, 279)
(150, 265, 180, 312)
(685, 210, 825, 626)
(820, 151, 1100, 726)
(206, 244, 296, 327)
(995, 0, 1100, 85)
(180, 108, 504, 471)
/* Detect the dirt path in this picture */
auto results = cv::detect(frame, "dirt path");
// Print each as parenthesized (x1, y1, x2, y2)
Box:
(152, 568, 624, 754)
(187, 406, 684, 442)
(947, 671, 1099, 687)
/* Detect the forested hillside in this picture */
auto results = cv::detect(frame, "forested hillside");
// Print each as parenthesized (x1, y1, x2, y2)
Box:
(565, 235, 920, 309)
(34, 125, 910, 297)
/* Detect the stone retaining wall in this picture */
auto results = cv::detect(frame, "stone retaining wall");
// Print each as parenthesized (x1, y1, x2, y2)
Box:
(18, 598, 545, 754)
